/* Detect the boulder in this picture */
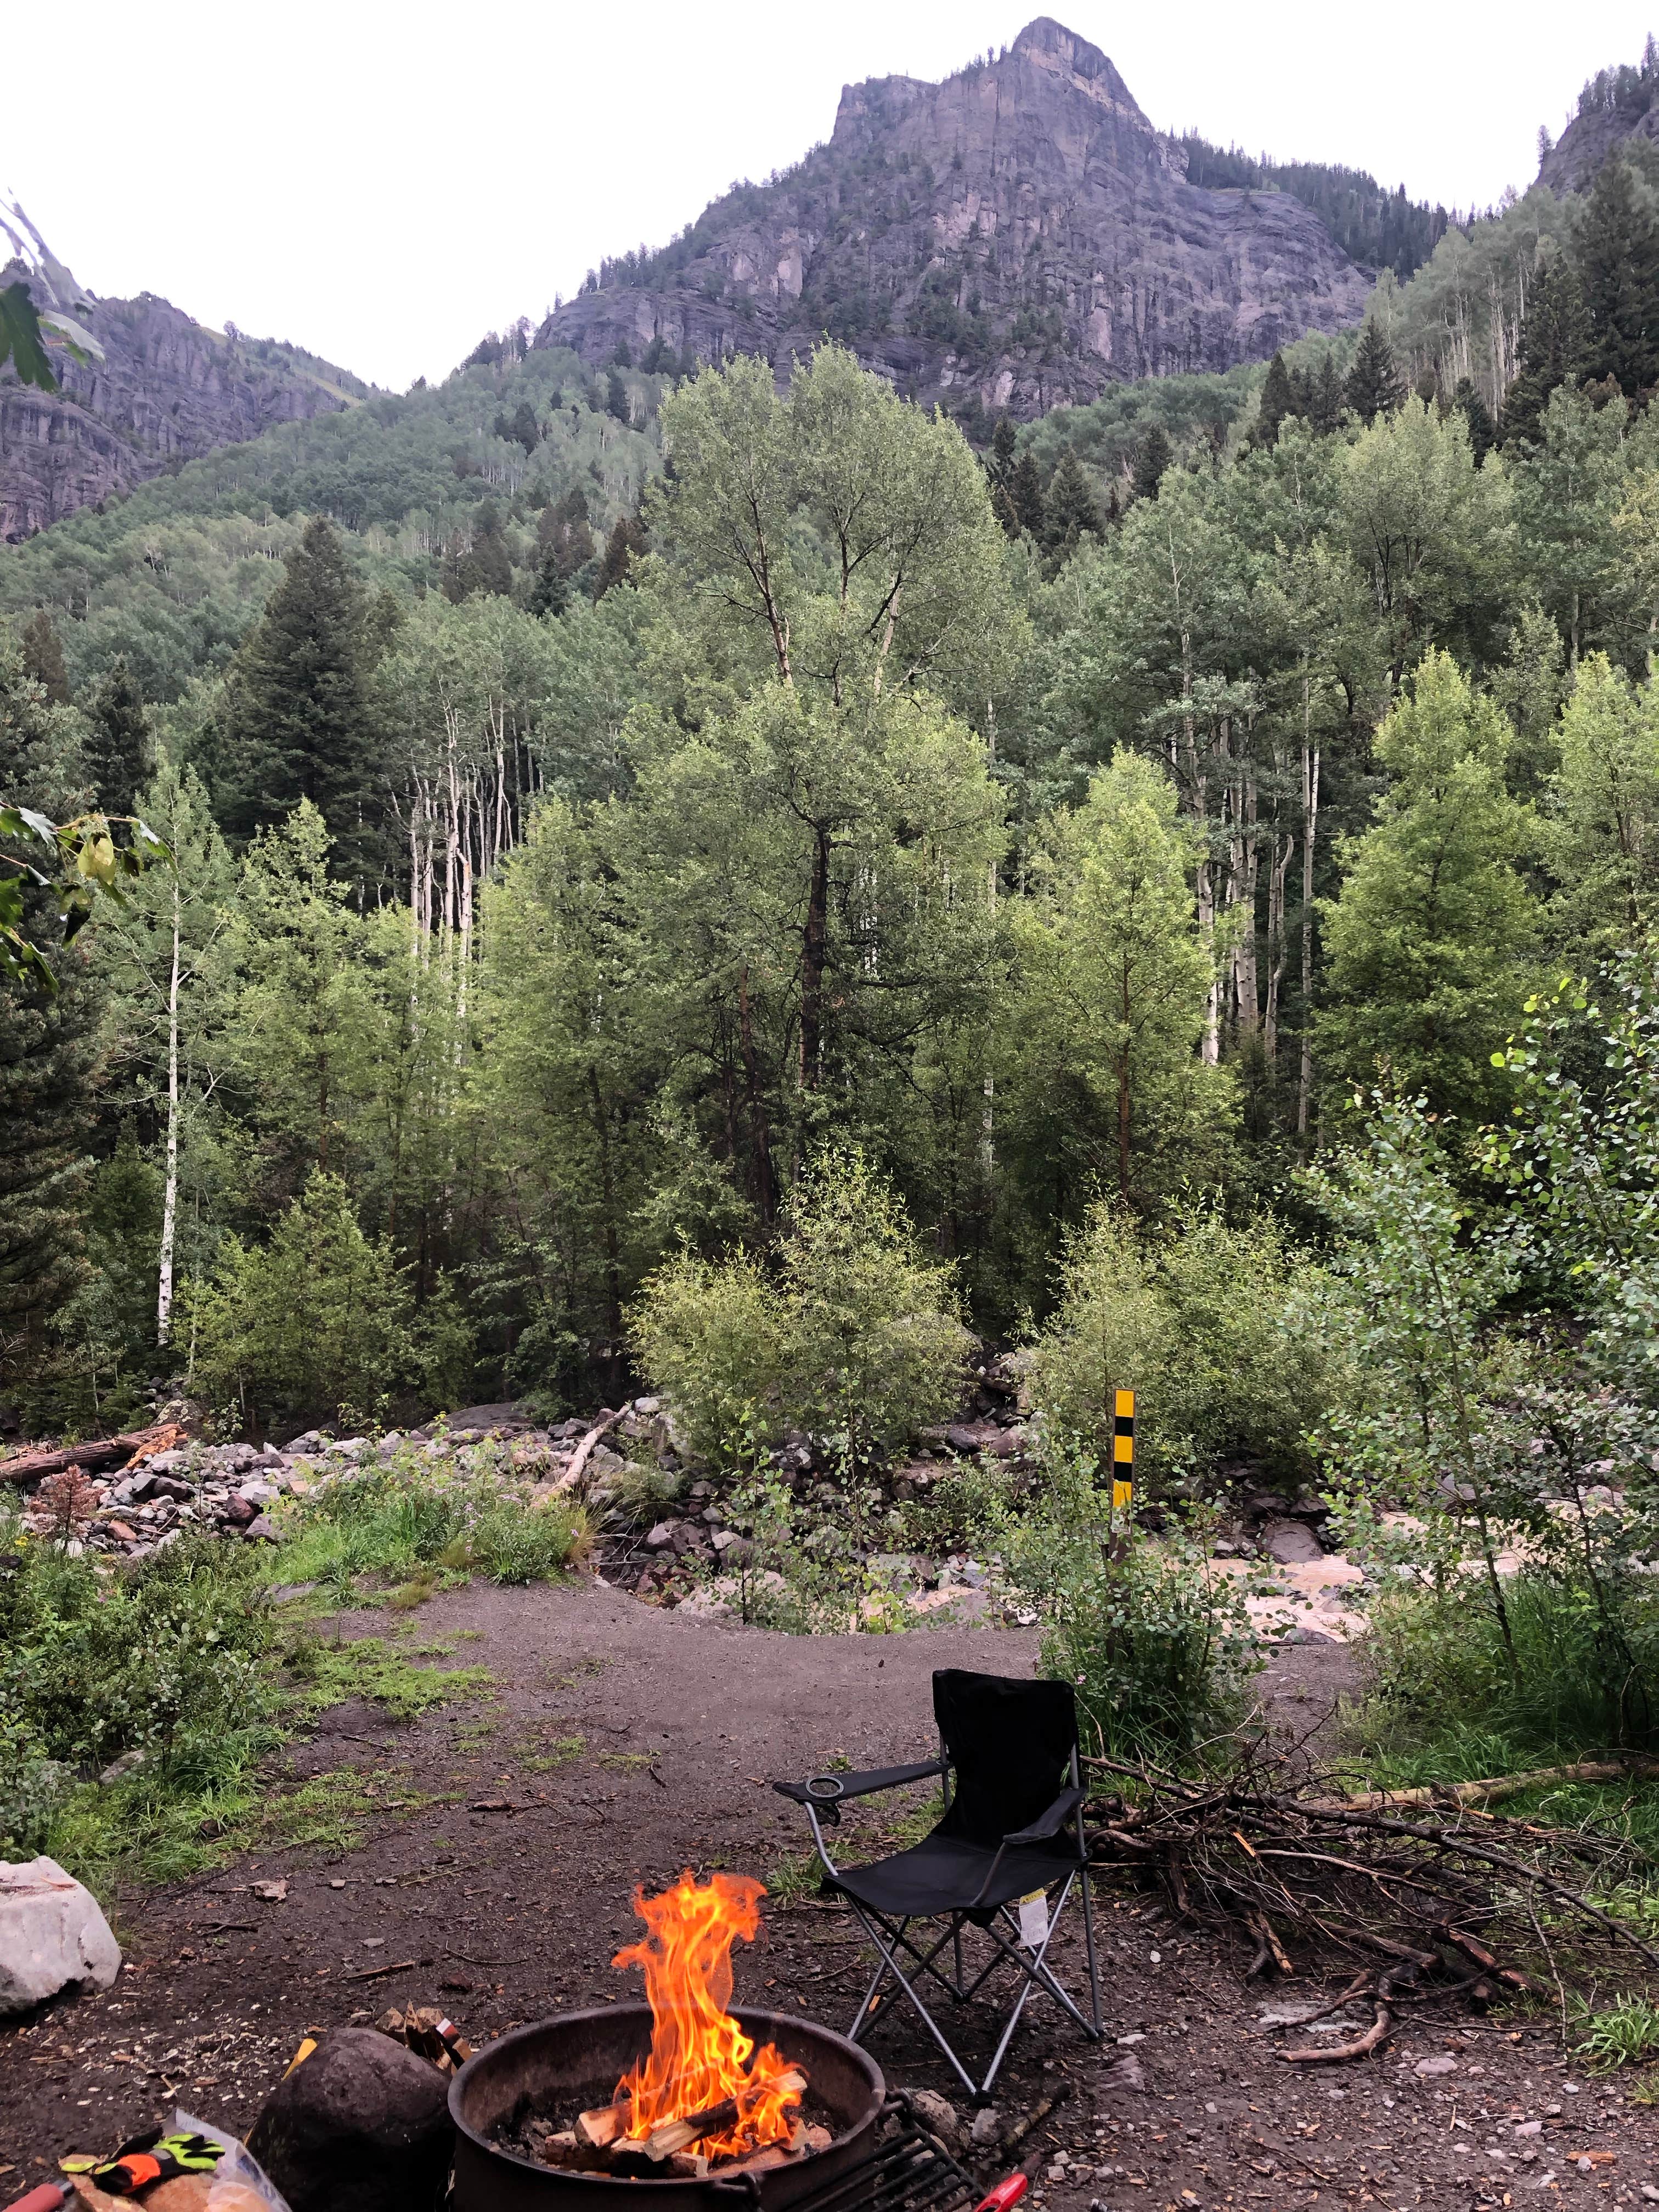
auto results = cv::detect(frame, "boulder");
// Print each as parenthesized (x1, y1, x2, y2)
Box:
(244, 2025, 454, 2211)
(1261, 1518, 1324, 1564)
(0, 1855, 121, 2015)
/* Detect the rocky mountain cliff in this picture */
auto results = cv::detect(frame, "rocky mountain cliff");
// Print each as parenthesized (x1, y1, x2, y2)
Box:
(536, 18, 1374, 420)
(1, 285, 359, 542)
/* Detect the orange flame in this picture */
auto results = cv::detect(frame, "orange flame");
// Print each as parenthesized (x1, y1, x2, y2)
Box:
(612, 1870, 804, 2159)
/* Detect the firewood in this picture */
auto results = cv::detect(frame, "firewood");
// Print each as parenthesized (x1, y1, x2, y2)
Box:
(639, 2072, 806, 2162)
(575, 2102, 629, 2149)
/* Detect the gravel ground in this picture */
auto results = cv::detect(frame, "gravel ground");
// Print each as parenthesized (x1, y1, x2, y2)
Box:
(3, 1578, 1655, 2206)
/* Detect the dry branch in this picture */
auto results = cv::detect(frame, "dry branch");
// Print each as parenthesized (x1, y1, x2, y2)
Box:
(1278, 2002, 1392, 2064)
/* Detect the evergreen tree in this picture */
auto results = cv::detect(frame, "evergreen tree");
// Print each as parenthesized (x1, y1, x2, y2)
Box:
(1042, 452, 1102, 556)
(19, 610, 70, 705)
(1501, 251, 1589, 448)
(606, 369, 632, 425)
(1006, 450, 1047, 536)
(81, 656, 153, 817)
(217, 518, 385, 882)
(0, 639, 99, 1402)
(1252, 351, 1297, 448)
(1578, 155, 1659, 396)
(989, 415, 1018, 483)
(1130, 422, 1173, 501)
(441, 501, 513, 604)
(1303, 352, 1346, 435)
(1451, 377, 1497, 465)
(595, 514, 648, 597)
(1344, 319, 1404, 425)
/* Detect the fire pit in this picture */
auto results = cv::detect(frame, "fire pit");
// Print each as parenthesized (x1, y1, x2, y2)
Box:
(449, 1871, 885, 2212)
(449, 2005, 885, 2211)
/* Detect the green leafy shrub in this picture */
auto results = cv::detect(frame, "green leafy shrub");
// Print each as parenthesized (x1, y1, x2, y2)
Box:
(0, 1531, 275, 1859)
(631, 1147, 971, 1468)
(1005, 1452, 1261, 1758)
(1026, 1201, 1339, 1493)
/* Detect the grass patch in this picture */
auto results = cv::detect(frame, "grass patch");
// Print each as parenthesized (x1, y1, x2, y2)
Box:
(597, 1750, 659, 1773)
(1575, 1993, 1659, 2069)
(281, 1631, 493, 1722)
(524, 1736, 586, 1771)
(764, 1850, 823, 1904)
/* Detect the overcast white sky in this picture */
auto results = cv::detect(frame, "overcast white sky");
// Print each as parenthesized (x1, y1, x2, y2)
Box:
(5, 1, 1653, 392)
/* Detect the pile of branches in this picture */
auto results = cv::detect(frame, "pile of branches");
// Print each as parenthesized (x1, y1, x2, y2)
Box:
(1081, 1742, 1659, 2063)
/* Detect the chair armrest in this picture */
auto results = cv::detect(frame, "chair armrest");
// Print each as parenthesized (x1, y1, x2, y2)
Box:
(773, 1759, 947, 1808)
(1002, 1783, 1088, 1847)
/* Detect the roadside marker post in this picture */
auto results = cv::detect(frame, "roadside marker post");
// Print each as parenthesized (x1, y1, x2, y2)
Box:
(1110, 1388, 1134, 1511)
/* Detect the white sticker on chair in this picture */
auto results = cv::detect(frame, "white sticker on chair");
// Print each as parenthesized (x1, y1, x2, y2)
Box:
(1018, 1890, 1048, 1948)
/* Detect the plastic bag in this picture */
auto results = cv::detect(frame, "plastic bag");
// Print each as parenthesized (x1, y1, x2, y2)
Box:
(172, 2115, 290, 2212)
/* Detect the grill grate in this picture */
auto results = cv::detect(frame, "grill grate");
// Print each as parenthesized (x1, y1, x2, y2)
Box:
(733, 2109, 983, 2212)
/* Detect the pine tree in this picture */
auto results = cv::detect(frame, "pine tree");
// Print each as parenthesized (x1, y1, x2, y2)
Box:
(1130, 422, 1173, 501)
(606, 369, 632, 425)
(1578, 155, 1659, 394)
(82, 656, 153, 817)
(1006, 451, 1047, 536)
(1451, 377, 1497, 465)
(989, 415, 1018, 484)
(217, 517, 385, 883)
(1252, 351, 1297, 448)
(1344, 319, 1404, 425)
(0, 638, 99, 1401)
(1307, 352, 1346, 434)
(596, 514, 648, 597)
(1042, 452, 1102, 556)
(19, 610, 70, 705)
(1501, 251, 1589, 448)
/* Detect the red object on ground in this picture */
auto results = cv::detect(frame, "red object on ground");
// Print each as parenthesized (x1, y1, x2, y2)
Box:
(972, 2178, 1029, 2212)
(2, 2183, 71, 2212)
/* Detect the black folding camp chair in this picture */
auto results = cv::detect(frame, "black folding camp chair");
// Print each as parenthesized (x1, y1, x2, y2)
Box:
(774, 1668, 1103, 2102)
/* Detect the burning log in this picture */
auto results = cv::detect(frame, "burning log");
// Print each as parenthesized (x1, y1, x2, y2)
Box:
(574, 2103, 630, 2151)
(638, 2076, 806, 2164)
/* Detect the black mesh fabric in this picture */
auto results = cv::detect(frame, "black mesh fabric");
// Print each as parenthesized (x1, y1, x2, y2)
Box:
(828, 1833, 1085, 1917)
(931, 1670, 1079, 1849)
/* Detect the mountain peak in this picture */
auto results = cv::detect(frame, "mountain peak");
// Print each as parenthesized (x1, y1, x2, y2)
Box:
(536, 24, 1372, 421)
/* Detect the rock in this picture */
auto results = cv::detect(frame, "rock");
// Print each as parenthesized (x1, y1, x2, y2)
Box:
(242, 1514, 281, 1542)
(244, 2024, 453, 2211)
(1098, 2052, 1146, 2093)
(906, 2089, 959, 2141)
(0, 1855, 122, 2015)
(969, 2107, 1003, 2147)
(633, 1396, 661, 1415)
(251, 1878, 288, 1902)
(1261, 1519, 1324, 1564)
(536, 22, 1372, 425)
(1414, 2053, 1457, 2076)
(99, 1749, 146, 1785)
(238, 1479, 280, 1506)
(644, 1522, 676, 1551)
(220, 1493, 257, 1528)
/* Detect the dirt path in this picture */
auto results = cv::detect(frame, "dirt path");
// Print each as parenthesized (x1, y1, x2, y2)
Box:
(3, 1580, 1652, 2205)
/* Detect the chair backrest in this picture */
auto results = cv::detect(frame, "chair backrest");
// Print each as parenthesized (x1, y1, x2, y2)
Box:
(931, 1669, 1079, 1849)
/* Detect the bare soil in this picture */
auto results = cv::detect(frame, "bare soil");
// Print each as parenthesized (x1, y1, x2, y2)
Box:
(2, 1579, 1654, 2206)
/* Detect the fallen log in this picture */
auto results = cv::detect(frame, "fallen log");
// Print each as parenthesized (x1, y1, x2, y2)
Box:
(556, 1408, 627, 1495)
(0, 1421, 183, 1486)
(1309, 1757, 1659, 1814)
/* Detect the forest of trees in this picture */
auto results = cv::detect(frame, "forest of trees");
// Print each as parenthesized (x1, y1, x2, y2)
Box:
(8, 123, 1659, 1452)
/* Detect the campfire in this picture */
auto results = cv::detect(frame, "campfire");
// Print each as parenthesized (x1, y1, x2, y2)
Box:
(517, 1871, 827, 2179)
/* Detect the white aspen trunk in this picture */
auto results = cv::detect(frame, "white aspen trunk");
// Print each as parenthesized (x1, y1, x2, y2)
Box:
(1298, 707, 1321, 1142)
(156, 878, 182, 1347)
(1266, 826, 1293, 1069)
(1234, 754, 1260, 1034)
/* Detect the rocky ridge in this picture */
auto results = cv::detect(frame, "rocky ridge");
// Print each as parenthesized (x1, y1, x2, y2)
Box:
(0, 284, 359, 541)
(537, 16, 1374, 420)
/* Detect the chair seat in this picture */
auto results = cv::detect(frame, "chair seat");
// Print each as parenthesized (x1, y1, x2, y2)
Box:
(827, 1830, 1085, 1918)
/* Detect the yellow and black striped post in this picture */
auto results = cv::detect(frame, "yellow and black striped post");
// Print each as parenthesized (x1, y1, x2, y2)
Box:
(1111, 1388, 1135, 1511)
